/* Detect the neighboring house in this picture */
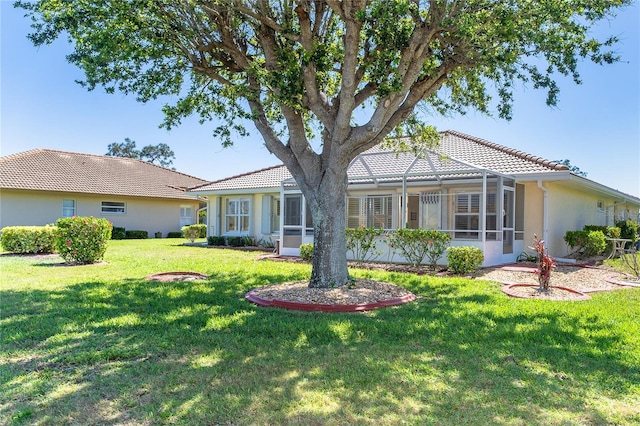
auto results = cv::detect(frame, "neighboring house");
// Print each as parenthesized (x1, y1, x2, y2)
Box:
(189, 130, 640, 266)
(0, 149, 208, 236)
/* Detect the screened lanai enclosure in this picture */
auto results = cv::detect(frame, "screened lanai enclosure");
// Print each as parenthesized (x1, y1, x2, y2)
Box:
(279, 147, 526, 266)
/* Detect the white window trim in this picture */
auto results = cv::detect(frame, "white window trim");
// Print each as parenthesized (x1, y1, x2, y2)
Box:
(347, 195, 393, 230)
(62, 199, 76, 217)
(453, 192, 481, 240)
(101, 201, 126, 215)
(224, 198, 251, 235)
(180, 205, 195, 226)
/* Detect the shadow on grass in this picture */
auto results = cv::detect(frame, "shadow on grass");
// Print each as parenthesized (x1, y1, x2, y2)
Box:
(2, 267, 639, 425)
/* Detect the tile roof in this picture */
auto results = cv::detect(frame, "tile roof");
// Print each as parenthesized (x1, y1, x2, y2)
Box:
(0, 149, 208, 200)
(189, 130, 569, 193)
(436, 130, 570, 175)
(189, 164, 292, 192)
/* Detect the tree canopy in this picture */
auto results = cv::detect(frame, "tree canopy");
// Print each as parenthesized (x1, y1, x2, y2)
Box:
(106, 138, 176, 168)
(554, 159, 588, 177)
(17, 0, 631, 287)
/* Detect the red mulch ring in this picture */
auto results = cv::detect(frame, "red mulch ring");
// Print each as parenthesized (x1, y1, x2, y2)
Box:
(501, 284, 591, 301)
(245, 279, 417, 313)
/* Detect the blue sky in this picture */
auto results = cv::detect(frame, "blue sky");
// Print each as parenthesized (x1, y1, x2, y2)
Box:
(2, 2, 639, 197)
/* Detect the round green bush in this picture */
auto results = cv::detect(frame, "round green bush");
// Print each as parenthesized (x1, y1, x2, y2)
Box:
(299, 243, 314, 261)
(55, 217, 112, 264)
(584, 230, 606, 256)
(447, 246, 484, 275)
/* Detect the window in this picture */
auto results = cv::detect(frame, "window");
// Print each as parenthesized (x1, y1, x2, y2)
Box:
(62, 199, 76, 217)
(454, 193, 480, 239)
(261, 195, 281, 234)
(225, 198, 250, 234)
(347, 195, 393, 229)
(180, 205, 194, 227)
(420, 191, 441, 229)
(101, 201, 125, 214)
(271, 198, 281, 233)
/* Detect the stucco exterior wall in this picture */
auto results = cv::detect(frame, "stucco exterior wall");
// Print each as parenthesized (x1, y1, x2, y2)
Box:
(544, 182, 609, 256)
(0, 189, 199, 237)
(520, 181, 544, 245)
(199, 179, 639, 265)
(209, 193, 280, 246)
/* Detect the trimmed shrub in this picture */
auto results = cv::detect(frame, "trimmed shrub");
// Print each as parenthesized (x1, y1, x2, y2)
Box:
(564, 230, 587, 253)
(387, 228, 451, 268)
(447, 246, 484, 275)
(182, 224, 206, 242)
(616, 219, 638, 248)
(300, 243, 314, 261)
(605, 226, 621, 239)
(226, 236, 245, 247)
(167, 231, 182, 238)
(0, 225, 57, 254)
(207, 235, 226, 246)
(583, 225, 620, 238)
(584, 230, 607, 256)
(111, 227, 126, 240)
(346, 226, 384, 265)
(55, 217, 112, 264)
(125, 230, 148, 239)
(565, 228, 609, 255)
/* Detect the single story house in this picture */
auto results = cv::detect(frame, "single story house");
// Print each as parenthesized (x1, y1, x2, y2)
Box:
(0, 149, 208, 237)
(189, 130, 640, 266)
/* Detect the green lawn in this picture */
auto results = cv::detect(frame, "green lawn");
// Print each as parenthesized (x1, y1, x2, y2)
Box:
(1, 239, 639, 425)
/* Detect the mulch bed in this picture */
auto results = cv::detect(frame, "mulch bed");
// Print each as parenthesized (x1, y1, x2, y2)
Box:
(145, 272, 209, 282)
(501, 283, 591, 301)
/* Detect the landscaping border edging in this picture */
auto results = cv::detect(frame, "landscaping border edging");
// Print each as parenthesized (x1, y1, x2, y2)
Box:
(245, 290, 417, 312)
(501, 283, 591, 301)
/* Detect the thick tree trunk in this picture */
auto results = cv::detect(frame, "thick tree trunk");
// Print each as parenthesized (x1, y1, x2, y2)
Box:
(305, 173, 350, 289)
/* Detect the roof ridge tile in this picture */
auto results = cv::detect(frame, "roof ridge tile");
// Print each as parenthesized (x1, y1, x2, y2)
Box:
(443, 130, 569, 171)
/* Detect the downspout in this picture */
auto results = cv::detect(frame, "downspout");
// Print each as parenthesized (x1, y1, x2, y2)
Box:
(214, 196, 222, 236)
(537, 180, 549, 244)
(401, 177, 407, 229)
(481, 171, 487, 244)
(196, 196, 209, 236)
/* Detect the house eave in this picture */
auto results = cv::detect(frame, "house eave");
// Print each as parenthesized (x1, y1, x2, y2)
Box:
(565, 175, 640, 206)
(186, 186, 282, 196)
(516, 172, 640, 206)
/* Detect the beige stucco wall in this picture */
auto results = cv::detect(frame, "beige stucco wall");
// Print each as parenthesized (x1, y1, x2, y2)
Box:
(203, 181, 639, 264)
(546, 182, 607, 256)
(209, 193, 280, 245)
(520, 181, 638, 257)
(0, 189, 200, 237)
(520, 181, 544, 245)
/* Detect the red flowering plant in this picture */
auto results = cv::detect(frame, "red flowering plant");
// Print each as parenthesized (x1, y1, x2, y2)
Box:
(530, 234, 556, 291)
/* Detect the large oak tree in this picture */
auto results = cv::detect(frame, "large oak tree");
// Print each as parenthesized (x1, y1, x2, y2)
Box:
(17, 0, 630, 287)
(106, 138, 176, 168)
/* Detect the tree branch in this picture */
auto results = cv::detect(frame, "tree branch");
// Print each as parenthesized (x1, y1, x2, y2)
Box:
(295, 3, 333, 129)
(334, 0, 367, 143)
